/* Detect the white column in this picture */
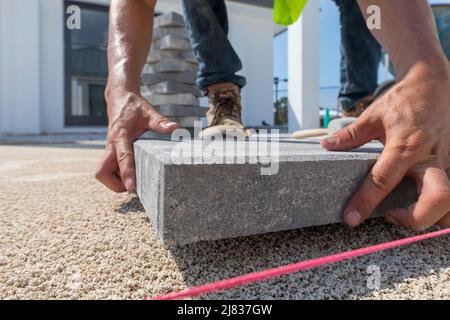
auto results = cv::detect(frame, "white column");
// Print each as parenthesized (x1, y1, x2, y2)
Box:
(39, 0, 65, 133)
(0, 0, 41, 134)
(227, 3, 274, 127)
(287, 0, 320, 132)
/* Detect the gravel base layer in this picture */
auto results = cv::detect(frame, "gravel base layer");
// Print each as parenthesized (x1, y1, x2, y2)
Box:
(0, 143, 449, 300)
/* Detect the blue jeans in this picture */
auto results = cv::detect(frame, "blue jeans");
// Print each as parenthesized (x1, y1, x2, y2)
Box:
(181, 0, 246, 91)
(182, 0, 381, 111)
(333, 0, 382, 111)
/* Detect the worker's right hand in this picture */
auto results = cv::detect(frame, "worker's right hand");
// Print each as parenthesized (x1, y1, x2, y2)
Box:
(321, 63, 450, 230)
(96, 90, 178, 193)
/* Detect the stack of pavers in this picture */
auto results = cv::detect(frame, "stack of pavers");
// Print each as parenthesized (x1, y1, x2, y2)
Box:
(141, 12, 207, 136)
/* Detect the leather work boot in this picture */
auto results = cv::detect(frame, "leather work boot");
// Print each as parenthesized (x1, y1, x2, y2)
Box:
(341, 80, 396, 117)
(341, 95, 375, 117)
(199, 84, 251, 139)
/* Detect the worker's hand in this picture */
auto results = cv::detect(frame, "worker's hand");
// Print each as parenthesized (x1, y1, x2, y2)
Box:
(321, 64, 450, 230)
(96, 90, 178, 193)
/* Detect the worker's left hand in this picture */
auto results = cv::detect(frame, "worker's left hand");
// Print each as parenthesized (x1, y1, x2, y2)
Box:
(321, 64, 450, 230)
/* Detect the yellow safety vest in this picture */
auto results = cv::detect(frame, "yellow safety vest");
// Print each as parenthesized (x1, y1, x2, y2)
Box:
(274, 0, 308, 26)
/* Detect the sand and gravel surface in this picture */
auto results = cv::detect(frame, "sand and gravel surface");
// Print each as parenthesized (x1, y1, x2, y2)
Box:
(0, 141, 449, 300)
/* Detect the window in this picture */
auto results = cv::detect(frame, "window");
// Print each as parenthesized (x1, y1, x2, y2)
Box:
(65, 1, 109, 126)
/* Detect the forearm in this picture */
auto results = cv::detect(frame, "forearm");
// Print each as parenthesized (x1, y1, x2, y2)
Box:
(358, 0, 449, 79)
(105, 0, 156, 102)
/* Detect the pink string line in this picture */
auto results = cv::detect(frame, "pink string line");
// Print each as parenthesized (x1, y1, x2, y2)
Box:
(152, 228, 450, 300)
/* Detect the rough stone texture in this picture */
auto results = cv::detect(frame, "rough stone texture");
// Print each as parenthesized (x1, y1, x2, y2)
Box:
(144, 81, 202, 97)
(134, 136, 418, 245)
(146, 59, 198, 73)
(141, 71, 197, 86)
(148, 50, 197, 65)
(154, 11, 186, 28)
(147, 49, 181, 63)
(153, 27, 189, 40)
(182, 51, 198, 64)
(153, 105, 208, 117)
(156, 35, 191, 51)
(142, 93, 199, 107)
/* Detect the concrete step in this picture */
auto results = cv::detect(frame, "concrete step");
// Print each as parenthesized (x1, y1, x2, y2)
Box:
(141, 71, 197, 86)
(142, 92, 199, 107)
(153, 105, 208, 117)
(155, 35, 191, 51)
(148, 49, 197, 65)
(134, 136, 417, 245)
(182, 51, 198, 64)
(147, 49, 183, 64)
(146, 59, 199, 73)
(153, 27, 189, 41)
(142, 81, 202, 97)
(154, 12, 185, 28)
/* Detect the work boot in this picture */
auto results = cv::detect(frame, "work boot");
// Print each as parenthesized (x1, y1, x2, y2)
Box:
(341, 95, 374, 118)
(199, 83, 250, 139)
(341, 80, 396, 118)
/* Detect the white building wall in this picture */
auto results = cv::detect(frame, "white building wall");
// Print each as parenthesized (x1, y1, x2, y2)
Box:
(0, 0, 274, 134)
(0, 0, 42, 134)
(39, 0, 65, 133)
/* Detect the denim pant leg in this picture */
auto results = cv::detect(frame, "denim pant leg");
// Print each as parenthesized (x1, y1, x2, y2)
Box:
(332, 0, 382, 111)
(181, 0, 247, 91)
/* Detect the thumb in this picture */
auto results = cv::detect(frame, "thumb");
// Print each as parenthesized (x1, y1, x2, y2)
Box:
(148, 111, 178, 134)
(321, 115, 378, 151)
